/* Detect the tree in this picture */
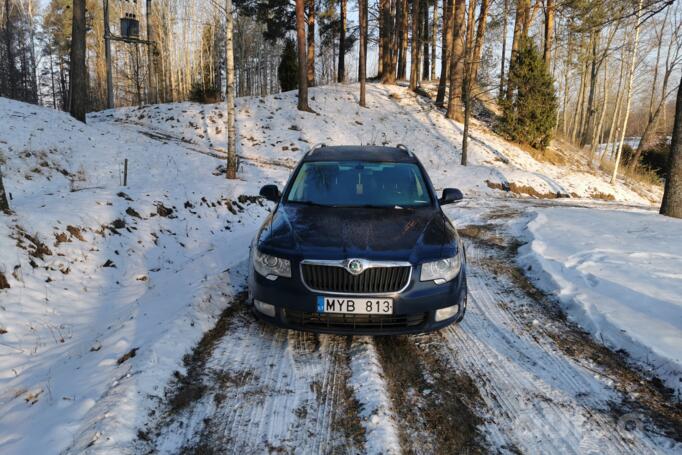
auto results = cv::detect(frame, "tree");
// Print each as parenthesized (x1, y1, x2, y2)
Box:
(446, 0, 466, 121)
(279, 37, 299, 91)
(295, 0, 312, 111)
(544, 0, 555, 66)
(226, 0, 238, 179)
(660, 74, 682, 218)
(338, 0, 346, 82)
(307, 0, 316, 86)
(69, 0, 87, 122)
(470, 0, 489, 81)
(359, 0, 367, 106)
(499, 39, 558, 149)
(436, 0, 453, 106)
(409, 0, 421, 90)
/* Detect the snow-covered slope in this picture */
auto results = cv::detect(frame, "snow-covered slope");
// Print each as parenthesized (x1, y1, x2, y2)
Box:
(518, 207, 682, 392)
(0, 96, 290, 454)
(95, 83, 660, 205)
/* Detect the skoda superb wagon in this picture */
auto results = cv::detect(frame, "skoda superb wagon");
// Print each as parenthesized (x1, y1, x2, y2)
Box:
(247, 145, 467, 335)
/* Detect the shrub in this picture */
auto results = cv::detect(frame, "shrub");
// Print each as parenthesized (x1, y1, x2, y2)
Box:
(499, 39, 558, 150)
(278, 38, 298, 92)
(640, 138, 670, 178)
(189, 82, 221, 103)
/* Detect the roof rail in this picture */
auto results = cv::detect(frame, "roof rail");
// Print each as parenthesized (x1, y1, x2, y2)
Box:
(396, 144, 413, 157)
(308, 143, 327, 155)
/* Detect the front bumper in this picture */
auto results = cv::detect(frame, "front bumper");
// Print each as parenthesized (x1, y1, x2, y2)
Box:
(248, 261, 467, 335)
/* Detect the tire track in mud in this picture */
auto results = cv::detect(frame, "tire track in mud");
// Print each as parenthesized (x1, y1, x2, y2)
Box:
(138, 297, 364, 454)
(373, 335, 485, 454)
(442, 215, 681, 453)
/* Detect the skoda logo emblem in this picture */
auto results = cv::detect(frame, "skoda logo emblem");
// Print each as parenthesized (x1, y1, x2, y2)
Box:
(347, 259, 364, 275)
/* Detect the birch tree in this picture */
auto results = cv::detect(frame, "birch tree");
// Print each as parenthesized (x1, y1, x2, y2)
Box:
(225, 0, 238, 179)
(359, 0, 367, 106)
(611, 0, 643, 184)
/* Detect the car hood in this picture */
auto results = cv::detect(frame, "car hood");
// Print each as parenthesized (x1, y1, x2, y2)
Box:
(258, 204, 458, 263)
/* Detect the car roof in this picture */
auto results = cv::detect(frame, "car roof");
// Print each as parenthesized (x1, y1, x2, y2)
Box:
(302, 145, 418, 163)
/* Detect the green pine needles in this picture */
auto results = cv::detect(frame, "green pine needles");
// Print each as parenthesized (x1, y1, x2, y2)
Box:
(499, 39, 558, 150)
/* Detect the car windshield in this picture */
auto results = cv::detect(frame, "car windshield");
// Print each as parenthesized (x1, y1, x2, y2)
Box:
(286, 161, 433, 207)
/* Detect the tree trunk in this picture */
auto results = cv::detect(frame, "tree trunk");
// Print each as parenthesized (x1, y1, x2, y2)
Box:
(465, 0, 475, 66)
(381, 0, 397, 83)
(499, 0, 509, 99)
(612, 0, 643, 184)
(506, 0, 527, 101)
(398, 0, 409, 79)
(409, 0, 421, 91)
(470, 0, 489, 82)
(225, 0, 238, 179)
(543, 0, 554, 67)
(359, 0, 367, 106)
(308, 0, 316, 86)
(4, 0, 17, 99)
(581, 31, 600, 147)
(295, 0, 312, 111)
(589, 55, 609, 162)
(0, 167, 9, 214)
(436, 0, 453, 106)
(69, 0, 87, 122)
(660, 74, 682, 218)
(431, 0, 438, 81)
(422, 0, 430, 80)
(446, 0, 466, 121)
(338, 0, 346, 82)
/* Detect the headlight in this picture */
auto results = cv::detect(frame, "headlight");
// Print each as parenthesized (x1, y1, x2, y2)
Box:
(253, 249, 291, 280)
(420, 253, 461, 284)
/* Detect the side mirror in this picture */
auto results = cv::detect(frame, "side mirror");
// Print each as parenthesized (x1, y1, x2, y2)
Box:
(259, 184, 281, 203)
(440, 188, 463, 205)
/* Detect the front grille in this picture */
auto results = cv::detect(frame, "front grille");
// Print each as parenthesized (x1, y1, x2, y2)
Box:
(301, 264, 411, 294)
(285, 310, 426, 330)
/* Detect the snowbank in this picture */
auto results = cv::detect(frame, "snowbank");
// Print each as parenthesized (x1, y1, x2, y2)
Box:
(518, 207, 682, 391)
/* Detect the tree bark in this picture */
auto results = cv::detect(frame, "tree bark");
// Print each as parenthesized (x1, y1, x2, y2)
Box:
(338, 0, 346, 82)
(580, 31, 600, 147)
(446, 0, 465, 121)
(660, 74, 682, 218)
(436, 0, 453, 106)
(4, 0, 17, 99)
(359, 0, 367, 106)
(499, 0, 509, 99)
(422, 0, 430, 80)
(308, 0, 316, 86)
(506, 0, 527, 101)
(295, 0, 312, 111)
(431, 0, 438, 81)
(225, 0, 238, 179)
(543, 0, 554, 67)
(381, 0, 397, 83)
(69, 0, 87, 122)
(470, 0, 489, 82)
(398, 0, 409, 79)
(409, 0, 421, 91)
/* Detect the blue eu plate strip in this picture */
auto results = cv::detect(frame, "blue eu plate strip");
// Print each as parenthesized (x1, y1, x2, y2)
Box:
(317, 296, 325, 312)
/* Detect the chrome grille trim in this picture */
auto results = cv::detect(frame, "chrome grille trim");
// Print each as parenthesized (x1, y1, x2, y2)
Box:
(299, 259, 412, 295)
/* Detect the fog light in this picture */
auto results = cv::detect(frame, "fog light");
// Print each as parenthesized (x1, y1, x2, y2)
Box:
(435, 304, 459, 322)
(254, 299, 276, 317)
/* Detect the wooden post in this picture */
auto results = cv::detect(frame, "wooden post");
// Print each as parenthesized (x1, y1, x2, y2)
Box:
(0, 166, 10, 213)
(104, 0, 114, 109)
(123, 159, 128, 186)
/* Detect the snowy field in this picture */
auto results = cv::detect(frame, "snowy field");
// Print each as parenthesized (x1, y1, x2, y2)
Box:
(0, 84, 679, 454)
(518, 207, 682, 392)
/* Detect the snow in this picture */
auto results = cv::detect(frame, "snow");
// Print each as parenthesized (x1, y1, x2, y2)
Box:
(0, 82, 671, 454)
(518, 207, 682, 392)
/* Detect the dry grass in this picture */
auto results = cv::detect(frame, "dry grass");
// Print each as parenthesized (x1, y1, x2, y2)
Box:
(598, 158, 662, 186)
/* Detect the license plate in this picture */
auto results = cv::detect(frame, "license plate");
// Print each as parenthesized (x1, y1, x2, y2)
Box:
(317, 296, 393, 314)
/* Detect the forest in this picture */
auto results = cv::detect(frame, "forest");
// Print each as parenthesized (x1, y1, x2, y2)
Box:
(0, 0, 681, 212)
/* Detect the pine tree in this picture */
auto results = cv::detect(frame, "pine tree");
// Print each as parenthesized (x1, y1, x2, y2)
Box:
(278, 38, 298, 91)
(499, 39, 557, 150)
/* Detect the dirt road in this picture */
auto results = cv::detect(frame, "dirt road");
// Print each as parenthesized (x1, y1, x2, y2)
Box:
(136, 200, 681, 454)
